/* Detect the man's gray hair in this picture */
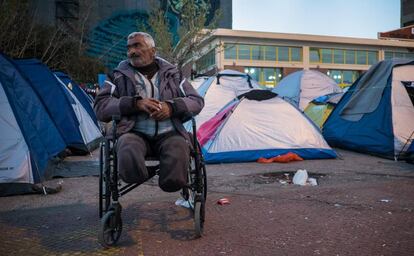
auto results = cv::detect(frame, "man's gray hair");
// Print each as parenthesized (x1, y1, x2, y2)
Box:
(127, 32, 155, 48)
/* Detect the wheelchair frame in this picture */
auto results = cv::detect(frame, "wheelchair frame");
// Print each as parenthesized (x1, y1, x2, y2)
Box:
(98, 116, 207, 247)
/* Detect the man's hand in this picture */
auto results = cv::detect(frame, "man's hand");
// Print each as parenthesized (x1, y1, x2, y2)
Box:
(150, 102, 172, 121)
(136, 98, 162, 114)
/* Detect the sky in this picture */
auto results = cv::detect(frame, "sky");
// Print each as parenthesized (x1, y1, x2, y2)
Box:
(232, 0, 401, 39)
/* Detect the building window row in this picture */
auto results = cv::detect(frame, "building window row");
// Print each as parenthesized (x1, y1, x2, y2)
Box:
(244, 66, 283, 88)
(310, 48, 378, 65)
(326, 69, 360, 87)
(224, 43, 302, 62)
(384, 51, 414, 60)
(196, 49, 216, 72)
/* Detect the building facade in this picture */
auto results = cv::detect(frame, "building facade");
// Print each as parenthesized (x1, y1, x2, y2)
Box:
(402, 0, 414, 27)
(30, 0, 232, 69)
(193, 29, 414, 87)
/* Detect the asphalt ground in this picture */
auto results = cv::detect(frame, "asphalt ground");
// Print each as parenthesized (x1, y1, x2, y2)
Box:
(0, 149, 413, 256)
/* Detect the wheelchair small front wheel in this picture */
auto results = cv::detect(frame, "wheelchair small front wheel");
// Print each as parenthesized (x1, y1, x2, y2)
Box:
(194, 200, 205, 238)
(98, 210, 123, 248)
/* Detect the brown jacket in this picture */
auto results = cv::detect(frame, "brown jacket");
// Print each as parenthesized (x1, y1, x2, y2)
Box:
(94, 57, 204, 140)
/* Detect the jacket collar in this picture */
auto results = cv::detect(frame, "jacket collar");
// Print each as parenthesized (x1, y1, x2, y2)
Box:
(115, 57, 180, 94)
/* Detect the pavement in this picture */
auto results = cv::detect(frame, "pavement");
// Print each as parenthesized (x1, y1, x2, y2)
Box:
(0, 148, 413, 256)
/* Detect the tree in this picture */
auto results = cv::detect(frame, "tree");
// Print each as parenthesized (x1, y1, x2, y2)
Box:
(143, 0, 221, 72)
(0, 0, 104, 83)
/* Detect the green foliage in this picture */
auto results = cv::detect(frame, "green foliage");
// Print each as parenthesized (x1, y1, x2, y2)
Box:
(143, 0, 221, 70)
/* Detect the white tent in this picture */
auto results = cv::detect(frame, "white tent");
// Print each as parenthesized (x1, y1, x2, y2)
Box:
(193, 70, 261, 128)
(190, 76, 209, 90)
(273, 70, 342, 110)
(198, 90, 337, 163)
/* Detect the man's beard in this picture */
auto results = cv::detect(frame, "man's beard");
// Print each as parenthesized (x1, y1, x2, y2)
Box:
(129, 56, 146, 67)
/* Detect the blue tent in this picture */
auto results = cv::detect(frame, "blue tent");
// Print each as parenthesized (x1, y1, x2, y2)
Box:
(0, 53, 66, 191)
(323, 59, 414, 160)
(14, 59, 102, 154)
(54, 71, 98, 126)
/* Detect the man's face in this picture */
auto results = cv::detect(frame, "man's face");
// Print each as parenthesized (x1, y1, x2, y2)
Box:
(127, 35, 155, 67)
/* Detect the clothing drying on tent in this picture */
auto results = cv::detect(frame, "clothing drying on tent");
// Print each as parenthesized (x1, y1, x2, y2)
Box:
(14, 59, 102, 154)
(191, 70, 261, 129)
(323, 59, 414, 160)
(0, 53, 66, 195)
(54, 71, 98, 126)
(272, 70, 342, 110)
(197, 90, 337, 163)
(304, 92, 344, 129)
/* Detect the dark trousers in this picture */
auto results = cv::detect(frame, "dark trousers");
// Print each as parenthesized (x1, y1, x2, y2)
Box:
(116, 131, 189, 192)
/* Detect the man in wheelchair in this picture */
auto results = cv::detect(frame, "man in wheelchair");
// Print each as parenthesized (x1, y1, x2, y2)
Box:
(94, 32, 204, 193)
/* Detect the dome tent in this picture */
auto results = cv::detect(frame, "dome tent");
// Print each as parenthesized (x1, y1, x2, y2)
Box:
(192, 69, 261, 129)
(197, 90, 337, 163)
(323, 59, 414, 160)
(272, 70, 342, 110)
(14, 59, 102, 154)
(0, 53, 66, 195)
(54, 71, 98, 126)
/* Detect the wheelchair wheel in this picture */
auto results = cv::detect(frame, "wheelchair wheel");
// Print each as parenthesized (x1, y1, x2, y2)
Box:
(98, 210, 122, 248)
(194, 200, 205, 238)
(100, 140, 112, 216)
(186, 157, 207, 210)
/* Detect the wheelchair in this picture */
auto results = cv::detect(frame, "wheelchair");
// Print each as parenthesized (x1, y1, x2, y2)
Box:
(98, 116, 207, 247)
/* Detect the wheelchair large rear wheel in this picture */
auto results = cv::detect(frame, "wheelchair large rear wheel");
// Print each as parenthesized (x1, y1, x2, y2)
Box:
(194, 200, 205, 238)
(98, 210, 122, 248)
(186, 159, 207, 209)
(99, 141, 112, 218)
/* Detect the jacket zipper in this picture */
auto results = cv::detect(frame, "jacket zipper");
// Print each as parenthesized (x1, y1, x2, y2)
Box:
(148, 77, 158, 137)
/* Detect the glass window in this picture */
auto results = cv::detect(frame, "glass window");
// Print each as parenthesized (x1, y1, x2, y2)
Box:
(321, 48, 332, 63)
(345, 50, 355, 64)
(330, 70, 342, 83)
(278, 47, 289, 61)
(367, 51, 378, 65)
(328, 69, 360, 86)
(263, 68, 276, 87)
(357, 51, 367, 65)
(276, 69, 283, 82)
(310, 48, 320, 63)
(291, 47, 302, 61)
(196, 49, 215, 72)
(342, 71, 354, 85)
(224, 44, 237, 59)
(384, 51, 393, 59)
(244, 67, 259, 81)
(394, 52, 405, 58)
(334, 49, 344, 64)
(405, 52, 414, 60)
(251, 45, 262, 60)
(238, 44, 250, 60)
(264, 46, 276, 61)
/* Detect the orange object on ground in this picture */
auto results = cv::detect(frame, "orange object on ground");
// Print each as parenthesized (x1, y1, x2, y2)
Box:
(257, 152, 304, 163)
